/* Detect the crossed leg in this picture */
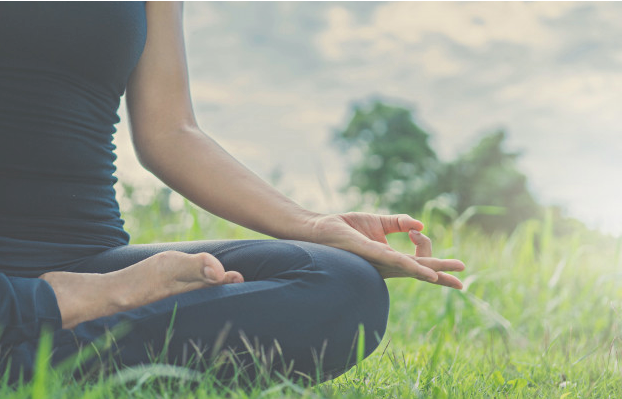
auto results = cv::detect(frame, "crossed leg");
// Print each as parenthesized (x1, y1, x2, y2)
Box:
(40, 250, 244, 329)
(3, 240, 390, 385)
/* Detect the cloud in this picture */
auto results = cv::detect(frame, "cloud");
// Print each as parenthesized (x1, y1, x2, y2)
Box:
(417, 46, 464, 77)
(315, 2, 583, 63)
(190, 80, 238, 106)
(495, 71, 622, 111)
(183, 2, 221, 32)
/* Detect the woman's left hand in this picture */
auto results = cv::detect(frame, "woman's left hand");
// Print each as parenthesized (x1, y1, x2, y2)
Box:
(306, 212, 465, 289)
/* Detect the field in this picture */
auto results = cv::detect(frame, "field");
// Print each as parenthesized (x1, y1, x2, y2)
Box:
(2, 191, 621, 398)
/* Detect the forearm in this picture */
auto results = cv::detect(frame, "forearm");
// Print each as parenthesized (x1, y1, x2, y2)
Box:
(135, 126, 321, 240)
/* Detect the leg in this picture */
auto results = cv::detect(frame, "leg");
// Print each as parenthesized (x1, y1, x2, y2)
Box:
(0, 273, 61, 346)
(0, 272, 61, 386)
(6, 240, 390, 385)
(40, 251, 244, 329)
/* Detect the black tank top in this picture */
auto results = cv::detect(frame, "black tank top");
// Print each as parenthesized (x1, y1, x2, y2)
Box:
(0, 2, 147, 276)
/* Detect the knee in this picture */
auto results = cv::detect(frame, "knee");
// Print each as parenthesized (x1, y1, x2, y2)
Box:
(217, 240, 390, 379)
(278, 241, 389, 324)
(321, 245, 389, 347)
(288, 242, 390, 373)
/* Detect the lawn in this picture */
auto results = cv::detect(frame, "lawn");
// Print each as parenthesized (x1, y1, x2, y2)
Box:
(2, 193, 621, 398)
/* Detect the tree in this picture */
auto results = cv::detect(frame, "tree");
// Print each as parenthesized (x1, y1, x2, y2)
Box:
(438, 131, 542, 231)
(334, 101, 441, 214)
(334, 100, 542, 232)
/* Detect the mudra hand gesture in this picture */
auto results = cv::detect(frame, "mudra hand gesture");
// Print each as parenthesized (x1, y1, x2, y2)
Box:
(308, 212, 465, 289)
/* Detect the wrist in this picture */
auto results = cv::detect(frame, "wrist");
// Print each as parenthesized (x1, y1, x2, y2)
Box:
(278, 208, 325, 242)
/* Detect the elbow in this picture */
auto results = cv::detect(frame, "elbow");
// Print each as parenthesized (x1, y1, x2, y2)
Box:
(131, 133, 168, 174)
(134, 147, 156, 173)
(131, 132, 157, 171)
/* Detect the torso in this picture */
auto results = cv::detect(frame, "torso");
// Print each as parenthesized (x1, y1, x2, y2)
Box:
(0, 2, 147, 276)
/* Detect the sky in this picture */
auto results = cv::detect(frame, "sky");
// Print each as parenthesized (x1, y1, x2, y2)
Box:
(113, 1, 622, 235)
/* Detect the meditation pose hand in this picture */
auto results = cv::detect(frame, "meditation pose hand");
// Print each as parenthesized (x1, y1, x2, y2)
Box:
(308, 212, 464, 288)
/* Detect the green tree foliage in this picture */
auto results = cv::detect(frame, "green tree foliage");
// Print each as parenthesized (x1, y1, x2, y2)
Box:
(334, 101, 442, 214)
(334, 100, 541, 232)
(438, 131, 541, 231)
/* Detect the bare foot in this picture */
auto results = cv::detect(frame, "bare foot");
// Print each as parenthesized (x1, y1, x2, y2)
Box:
(39, 251, 244, 329)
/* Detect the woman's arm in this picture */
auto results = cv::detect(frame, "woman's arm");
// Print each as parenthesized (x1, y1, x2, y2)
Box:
(126, 2, 464, 288)
(126, 2, 317, 242)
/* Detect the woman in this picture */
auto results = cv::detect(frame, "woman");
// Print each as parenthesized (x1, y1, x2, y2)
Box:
(0, 2, 464, 385)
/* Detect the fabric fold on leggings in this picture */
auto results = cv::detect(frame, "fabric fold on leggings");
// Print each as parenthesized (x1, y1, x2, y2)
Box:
(0, 273, 62, 346)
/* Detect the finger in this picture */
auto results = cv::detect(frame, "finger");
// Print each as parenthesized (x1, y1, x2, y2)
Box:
(351, 238, 438, 282)
(410, 256, 465, 272)
(379, 214, 424, 234)
(409, 230, 432, 257)
(394, 253, 439, 281)
(430, 272, 463, 290)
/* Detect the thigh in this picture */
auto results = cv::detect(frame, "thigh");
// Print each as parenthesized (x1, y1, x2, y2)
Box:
(76, 239, 322, 282)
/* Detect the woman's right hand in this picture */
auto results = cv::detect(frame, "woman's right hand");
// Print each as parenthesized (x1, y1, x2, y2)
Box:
(306, 212, 465, 289)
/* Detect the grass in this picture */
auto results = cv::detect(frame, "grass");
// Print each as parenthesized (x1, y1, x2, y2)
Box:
(2, 188, 621, 398)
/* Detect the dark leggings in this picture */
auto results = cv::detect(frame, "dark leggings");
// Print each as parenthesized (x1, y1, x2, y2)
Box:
(0, 240, 389, 385)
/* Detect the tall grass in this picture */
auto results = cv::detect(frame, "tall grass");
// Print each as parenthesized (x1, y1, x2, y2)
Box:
(2, 187, 620, 398)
